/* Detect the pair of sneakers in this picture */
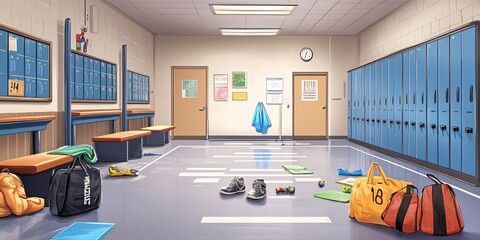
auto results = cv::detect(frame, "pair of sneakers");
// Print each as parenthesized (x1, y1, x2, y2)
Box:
(220, 177, 266, 200)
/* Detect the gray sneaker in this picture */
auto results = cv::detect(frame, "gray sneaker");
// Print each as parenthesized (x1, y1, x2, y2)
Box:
(247, 179, 266, 200)
(220, 177, 246, 195)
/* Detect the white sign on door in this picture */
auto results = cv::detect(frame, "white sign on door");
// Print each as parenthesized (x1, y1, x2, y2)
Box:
(302, 80, 318, 101)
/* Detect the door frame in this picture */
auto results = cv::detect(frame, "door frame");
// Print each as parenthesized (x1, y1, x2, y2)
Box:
(171, 66, 209, 140)
(292, 72, 329, 140)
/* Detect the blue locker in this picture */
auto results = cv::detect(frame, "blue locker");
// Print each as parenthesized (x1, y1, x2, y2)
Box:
(351, 69, 357, 140)
(461, 27, 476, 176)
(112, 73, 117, 100)
(75, 84, 84, 99)
(365, 64, 371, 144)
(113, 65, 117, 76)
(107, 87, 113, 100)
(24, 78, 36, 97)
(101, 74, 107, 100)
(25, 39, 36, 58)
(70, 53, 75, 98)
(375, 62, 382, 146)
(450, 32, 462, 172)
(387, 56, 395, 151)
(380, 59, 388, 148)
(348, 71, 352, 138)
(25, 57, 36, 77)
(94, 60, 100, 73)
(94, 86, 100, 100)
(358, 67, 365, 142)
(9, 34, 25, 81)
(438, 36, 450, 168)
(83, 57, 91, 84)
(36, 79, 48, 98)
(75, 68, 84, 85)
(94, 61, 101, 100)
(393, 53, 403, 153)
(416, 45, 427, 161)
(369, 64, 375, 145)
(427, 41, 439, 165)
(0, 30, 6, 96)
(75, 54, 84, 68)
(85, 86, 94, 100)
(408, 49, 416, 158)
(402, 51, 410, 156)
(36, 60, 49, 98)
(37, 42, 49, 61)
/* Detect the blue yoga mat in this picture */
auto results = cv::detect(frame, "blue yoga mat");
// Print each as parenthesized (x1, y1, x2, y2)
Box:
(51, 222, 115, 240)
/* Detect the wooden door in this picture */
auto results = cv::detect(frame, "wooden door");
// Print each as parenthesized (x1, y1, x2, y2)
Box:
(293, 72, 328, 139)
(172, 67, 208, 139)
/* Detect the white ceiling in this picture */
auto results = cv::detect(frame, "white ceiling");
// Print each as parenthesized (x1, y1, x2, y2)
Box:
(106, 0, 408, 35)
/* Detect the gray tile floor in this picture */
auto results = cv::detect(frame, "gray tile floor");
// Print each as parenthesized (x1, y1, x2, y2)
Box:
(1, 140, 480, 240)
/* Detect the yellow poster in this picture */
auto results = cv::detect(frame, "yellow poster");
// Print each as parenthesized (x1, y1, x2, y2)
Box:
(232, 92, 247, 101)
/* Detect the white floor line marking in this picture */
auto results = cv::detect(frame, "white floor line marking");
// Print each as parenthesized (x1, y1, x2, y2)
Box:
(214, 155, 306, 158)
(234, 152, 298, 155)
(350, 146, 480, 200)
(187, 168, 226, 171)
(201, 217, 331, 224)
(202, 161, 225, 164)
(230, 168, 284, 172)
(249, 147, 282, 150)
(295, 178, 321, 182)
(179, 172, 305, 177)
(223, 142, 253, 145)
(193, 185, 204, 188)
(265, 180, 294, 184)
(233, 160, 298, 163)
(268, 196, 297, 199)
(139, 146, 180, 172)
(178, 145, 352, 148)
(193, 178, 220, 183)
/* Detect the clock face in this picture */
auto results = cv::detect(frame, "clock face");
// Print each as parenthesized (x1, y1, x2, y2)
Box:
(300, 47, 313, 61)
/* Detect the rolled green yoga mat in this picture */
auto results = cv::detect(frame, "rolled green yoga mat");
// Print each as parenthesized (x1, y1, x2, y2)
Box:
(282, 165, 313, 174)
(314, 190, 351, 203)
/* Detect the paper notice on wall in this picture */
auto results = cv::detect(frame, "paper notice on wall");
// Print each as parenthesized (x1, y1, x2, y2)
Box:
(182, 80, 198, 98)
(9, 37, 17, 52)
(214, 74, 228, 101)
(266, 92, 283, 105)
(302, 80, 318, 101)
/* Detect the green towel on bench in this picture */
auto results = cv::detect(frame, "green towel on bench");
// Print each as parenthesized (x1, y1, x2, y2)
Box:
(48, 144, 97, 164)
(282, 165, 313, 174)
(314, 190, 350, 203)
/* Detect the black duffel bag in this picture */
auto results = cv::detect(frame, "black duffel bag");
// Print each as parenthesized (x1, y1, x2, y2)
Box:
(49, 157, 102, 216)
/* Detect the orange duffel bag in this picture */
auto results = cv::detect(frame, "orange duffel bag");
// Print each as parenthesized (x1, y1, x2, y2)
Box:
(381, 185, 420, 233)
(349, 162, 411, 226)
(419, 174, 464, 236)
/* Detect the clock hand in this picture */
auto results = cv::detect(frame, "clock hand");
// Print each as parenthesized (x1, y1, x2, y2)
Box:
(304, 51, 308, 59)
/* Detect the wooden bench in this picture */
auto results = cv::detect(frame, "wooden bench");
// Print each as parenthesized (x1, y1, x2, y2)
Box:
(141, 125, 175, 146)
(0, 153, 73, 199)
(92, 131, 151, 162)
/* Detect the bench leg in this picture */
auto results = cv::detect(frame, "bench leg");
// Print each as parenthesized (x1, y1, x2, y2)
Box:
(95, 141, 129, 162)
(128, 138, 143, 159)
(143, 132, 166, 146)
(165, 130, 170, 143)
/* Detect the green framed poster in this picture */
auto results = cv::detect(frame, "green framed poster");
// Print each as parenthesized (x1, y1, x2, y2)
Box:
(182, 79, 198, 98)
(232, 71, 247, 88)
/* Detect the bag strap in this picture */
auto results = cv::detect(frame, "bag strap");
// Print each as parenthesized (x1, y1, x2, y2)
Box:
(67, 157, 90, 176)
(405, 185, 418, 195)
(367, 162, 389, 185)
(426, 174, 443, 185)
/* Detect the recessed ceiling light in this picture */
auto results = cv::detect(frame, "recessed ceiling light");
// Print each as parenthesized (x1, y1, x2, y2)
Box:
(220, 28, 281, 36)
(210, 4, 297, 15)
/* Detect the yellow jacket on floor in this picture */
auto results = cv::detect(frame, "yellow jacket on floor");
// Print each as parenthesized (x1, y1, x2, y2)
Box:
(0, 170, 44, 217)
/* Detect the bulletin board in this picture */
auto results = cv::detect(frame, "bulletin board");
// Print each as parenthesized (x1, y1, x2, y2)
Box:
(0, 24, 52, 101)
(127, 70, 150, 103)
(70, 50, 117, 103)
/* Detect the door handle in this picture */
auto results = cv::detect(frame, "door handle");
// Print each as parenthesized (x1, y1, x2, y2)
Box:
(440, 125, 447, 131)
(446, 88, 449, 103)
(411, 121, 416, 126)
(396, 121, 401, 124)
(198, 106, 207, 111)
(390, 120, 394, 124)
(452, 126, 460, 132)
(382, 120, 387, 123)
(404, 121, 409, 125)
(366, 119, 370, 122)
(430, 123, 436, 129)
(419, 122, 425, 128)
(465, 127, 473, 133)
(470, 85, 474, 102)
(434, 90, 437, 104)
(322, 106, 326, 109)
(376, 119, 380, 123)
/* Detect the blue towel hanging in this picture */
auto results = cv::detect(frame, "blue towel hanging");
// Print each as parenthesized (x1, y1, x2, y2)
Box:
(252, 102, 271, 134)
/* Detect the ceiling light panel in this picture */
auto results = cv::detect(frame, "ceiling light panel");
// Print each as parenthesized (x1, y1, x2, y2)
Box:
(210, 4, 297, 15)
(220, 28, 281, 36)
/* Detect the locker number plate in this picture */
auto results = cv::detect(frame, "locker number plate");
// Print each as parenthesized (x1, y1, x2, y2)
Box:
(8, 79, 25, 96)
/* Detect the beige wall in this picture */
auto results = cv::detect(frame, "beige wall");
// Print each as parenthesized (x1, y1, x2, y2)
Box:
(0, 0, 154, 113)
(358, 0, 480, 65)
(155, 35, 358, 137)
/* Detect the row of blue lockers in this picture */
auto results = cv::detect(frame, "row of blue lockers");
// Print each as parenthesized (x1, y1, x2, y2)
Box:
(347, 25, 477, 178)
(69, 52, 117, 101)
(127, 71, 149, 102)
(0, 30, 50, 98)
